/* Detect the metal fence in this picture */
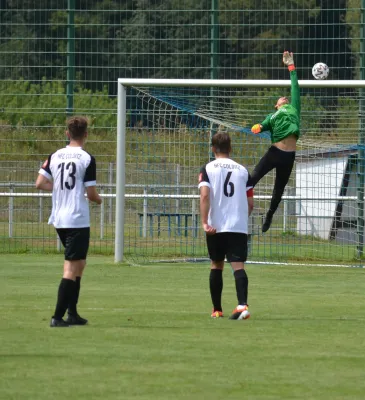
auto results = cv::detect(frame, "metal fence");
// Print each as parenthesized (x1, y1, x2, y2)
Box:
(0, 1, 364, 264)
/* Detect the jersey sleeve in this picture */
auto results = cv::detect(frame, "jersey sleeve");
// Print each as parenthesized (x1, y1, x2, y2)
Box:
(246, 173, 254, 197)
(84, 155, 97, 187)
(38, 153, 53, 181)
(198, 166, 210, 189)
(290, 70, 301, 115)
(260, 114, 272, 132)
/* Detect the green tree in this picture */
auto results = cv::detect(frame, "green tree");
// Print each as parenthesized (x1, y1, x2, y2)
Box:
(0, 0, 65, 81)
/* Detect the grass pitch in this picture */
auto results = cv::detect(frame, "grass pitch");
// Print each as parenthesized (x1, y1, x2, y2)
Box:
(1, 255, 365, 400)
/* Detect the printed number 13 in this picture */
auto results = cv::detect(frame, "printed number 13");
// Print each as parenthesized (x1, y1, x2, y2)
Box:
(58, 162, 76, 190)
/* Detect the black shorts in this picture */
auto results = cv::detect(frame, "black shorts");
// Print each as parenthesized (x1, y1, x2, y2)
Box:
(206, 232, 248, 263)
(56, 227, 90, 261)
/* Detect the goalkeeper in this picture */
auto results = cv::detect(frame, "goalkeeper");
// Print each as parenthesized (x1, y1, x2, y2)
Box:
(251, 51, 300, 233)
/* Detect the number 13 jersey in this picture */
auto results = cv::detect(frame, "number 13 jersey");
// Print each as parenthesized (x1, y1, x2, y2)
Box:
(198, 158, 253, 234)
(39, 146, 97, 228)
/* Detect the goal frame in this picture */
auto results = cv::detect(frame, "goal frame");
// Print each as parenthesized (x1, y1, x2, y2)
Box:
(115, 78, 365, 262)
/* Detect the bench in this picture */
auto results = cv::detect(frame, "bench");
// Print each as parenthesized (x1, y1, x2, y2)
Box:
(138, 212, 199, 237)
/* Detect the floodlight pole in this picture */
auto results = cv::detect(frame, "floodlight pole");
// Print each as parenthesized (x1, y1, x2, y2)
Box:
(115, 83, 127, 262)
(209, 0, 219, 161)
(357, 0, 365, 258)
(66, 0, 75, 117)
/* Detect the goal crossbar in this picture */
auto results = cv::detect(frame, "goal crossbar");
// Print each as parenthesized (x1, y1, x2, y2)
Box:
(118, 78, 365, 88)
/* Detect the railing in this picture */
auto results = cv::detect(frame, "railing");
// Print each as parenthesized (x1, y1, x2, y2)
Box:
(0, 182, 359, 248)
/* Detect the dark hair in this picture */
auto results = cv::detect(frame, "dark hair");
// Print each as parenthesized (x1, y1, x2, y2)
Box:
(211, 132, 231, 154)
(67, 116, 88, 140)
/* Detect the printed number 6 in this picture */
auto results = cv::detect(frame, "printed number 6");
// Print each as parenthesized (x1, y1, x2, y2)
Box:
(223, 171, 234, 197)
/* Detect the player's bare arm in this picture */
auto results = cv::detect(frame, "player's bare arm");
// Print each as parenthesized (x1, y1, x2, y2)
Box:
(199, 186, 216, 235)
(86, 186, 102, 205)
(247, 196, 254, 216)
(35, 174, 53, 191)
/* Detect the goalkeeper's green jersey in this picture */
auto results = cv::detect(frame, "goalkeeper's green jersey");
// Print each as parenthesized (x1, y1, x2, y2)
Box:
(260, 70, 301, 143)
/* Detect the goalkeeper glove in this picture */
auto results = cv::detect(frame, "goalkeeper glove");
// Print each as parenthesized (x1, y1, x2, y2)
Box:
(251, 124, 262, 134)
(283, 51, 295, 71)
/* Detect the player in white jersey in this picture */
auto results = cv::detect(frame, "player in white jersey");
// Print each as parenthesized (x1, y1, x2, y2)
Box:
(36, 116, 102, 327)
(198, 132, 254, 320)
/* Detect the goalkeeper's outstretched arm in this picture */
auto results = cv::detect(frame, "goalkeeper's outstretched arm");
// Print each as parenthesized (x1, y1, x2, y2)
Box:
(284, 51, 300, 114)
(251, 50, 300, 135)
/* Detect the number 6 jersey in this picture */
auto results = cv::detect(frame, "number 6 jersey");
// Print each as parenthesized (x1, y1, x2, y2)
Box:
(198, 158, 253, 233)
(39, 146, 97, 228)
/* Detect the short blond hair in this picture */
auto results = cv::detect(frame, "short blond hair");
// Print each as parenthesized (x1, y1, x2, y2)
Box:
(67, 116, 88, 140)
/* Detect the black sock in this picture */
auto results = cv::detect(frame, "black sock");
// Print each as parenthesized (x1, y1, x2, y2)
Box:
(53, 278, 76, 320)
(68, 276, 81, 316)
(234, 269, 248, 305)
(76, 276, 81, 306)
(210, 269, 223, 311)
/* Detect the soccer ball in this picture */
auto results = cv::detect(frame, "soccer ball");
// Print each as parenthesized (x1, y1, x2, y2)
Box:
(312, 62, 329, 80)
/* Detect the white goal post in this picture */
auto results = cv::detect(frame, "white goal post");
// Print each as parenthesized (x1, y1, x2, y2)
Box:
(115, 78, 365, 263)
